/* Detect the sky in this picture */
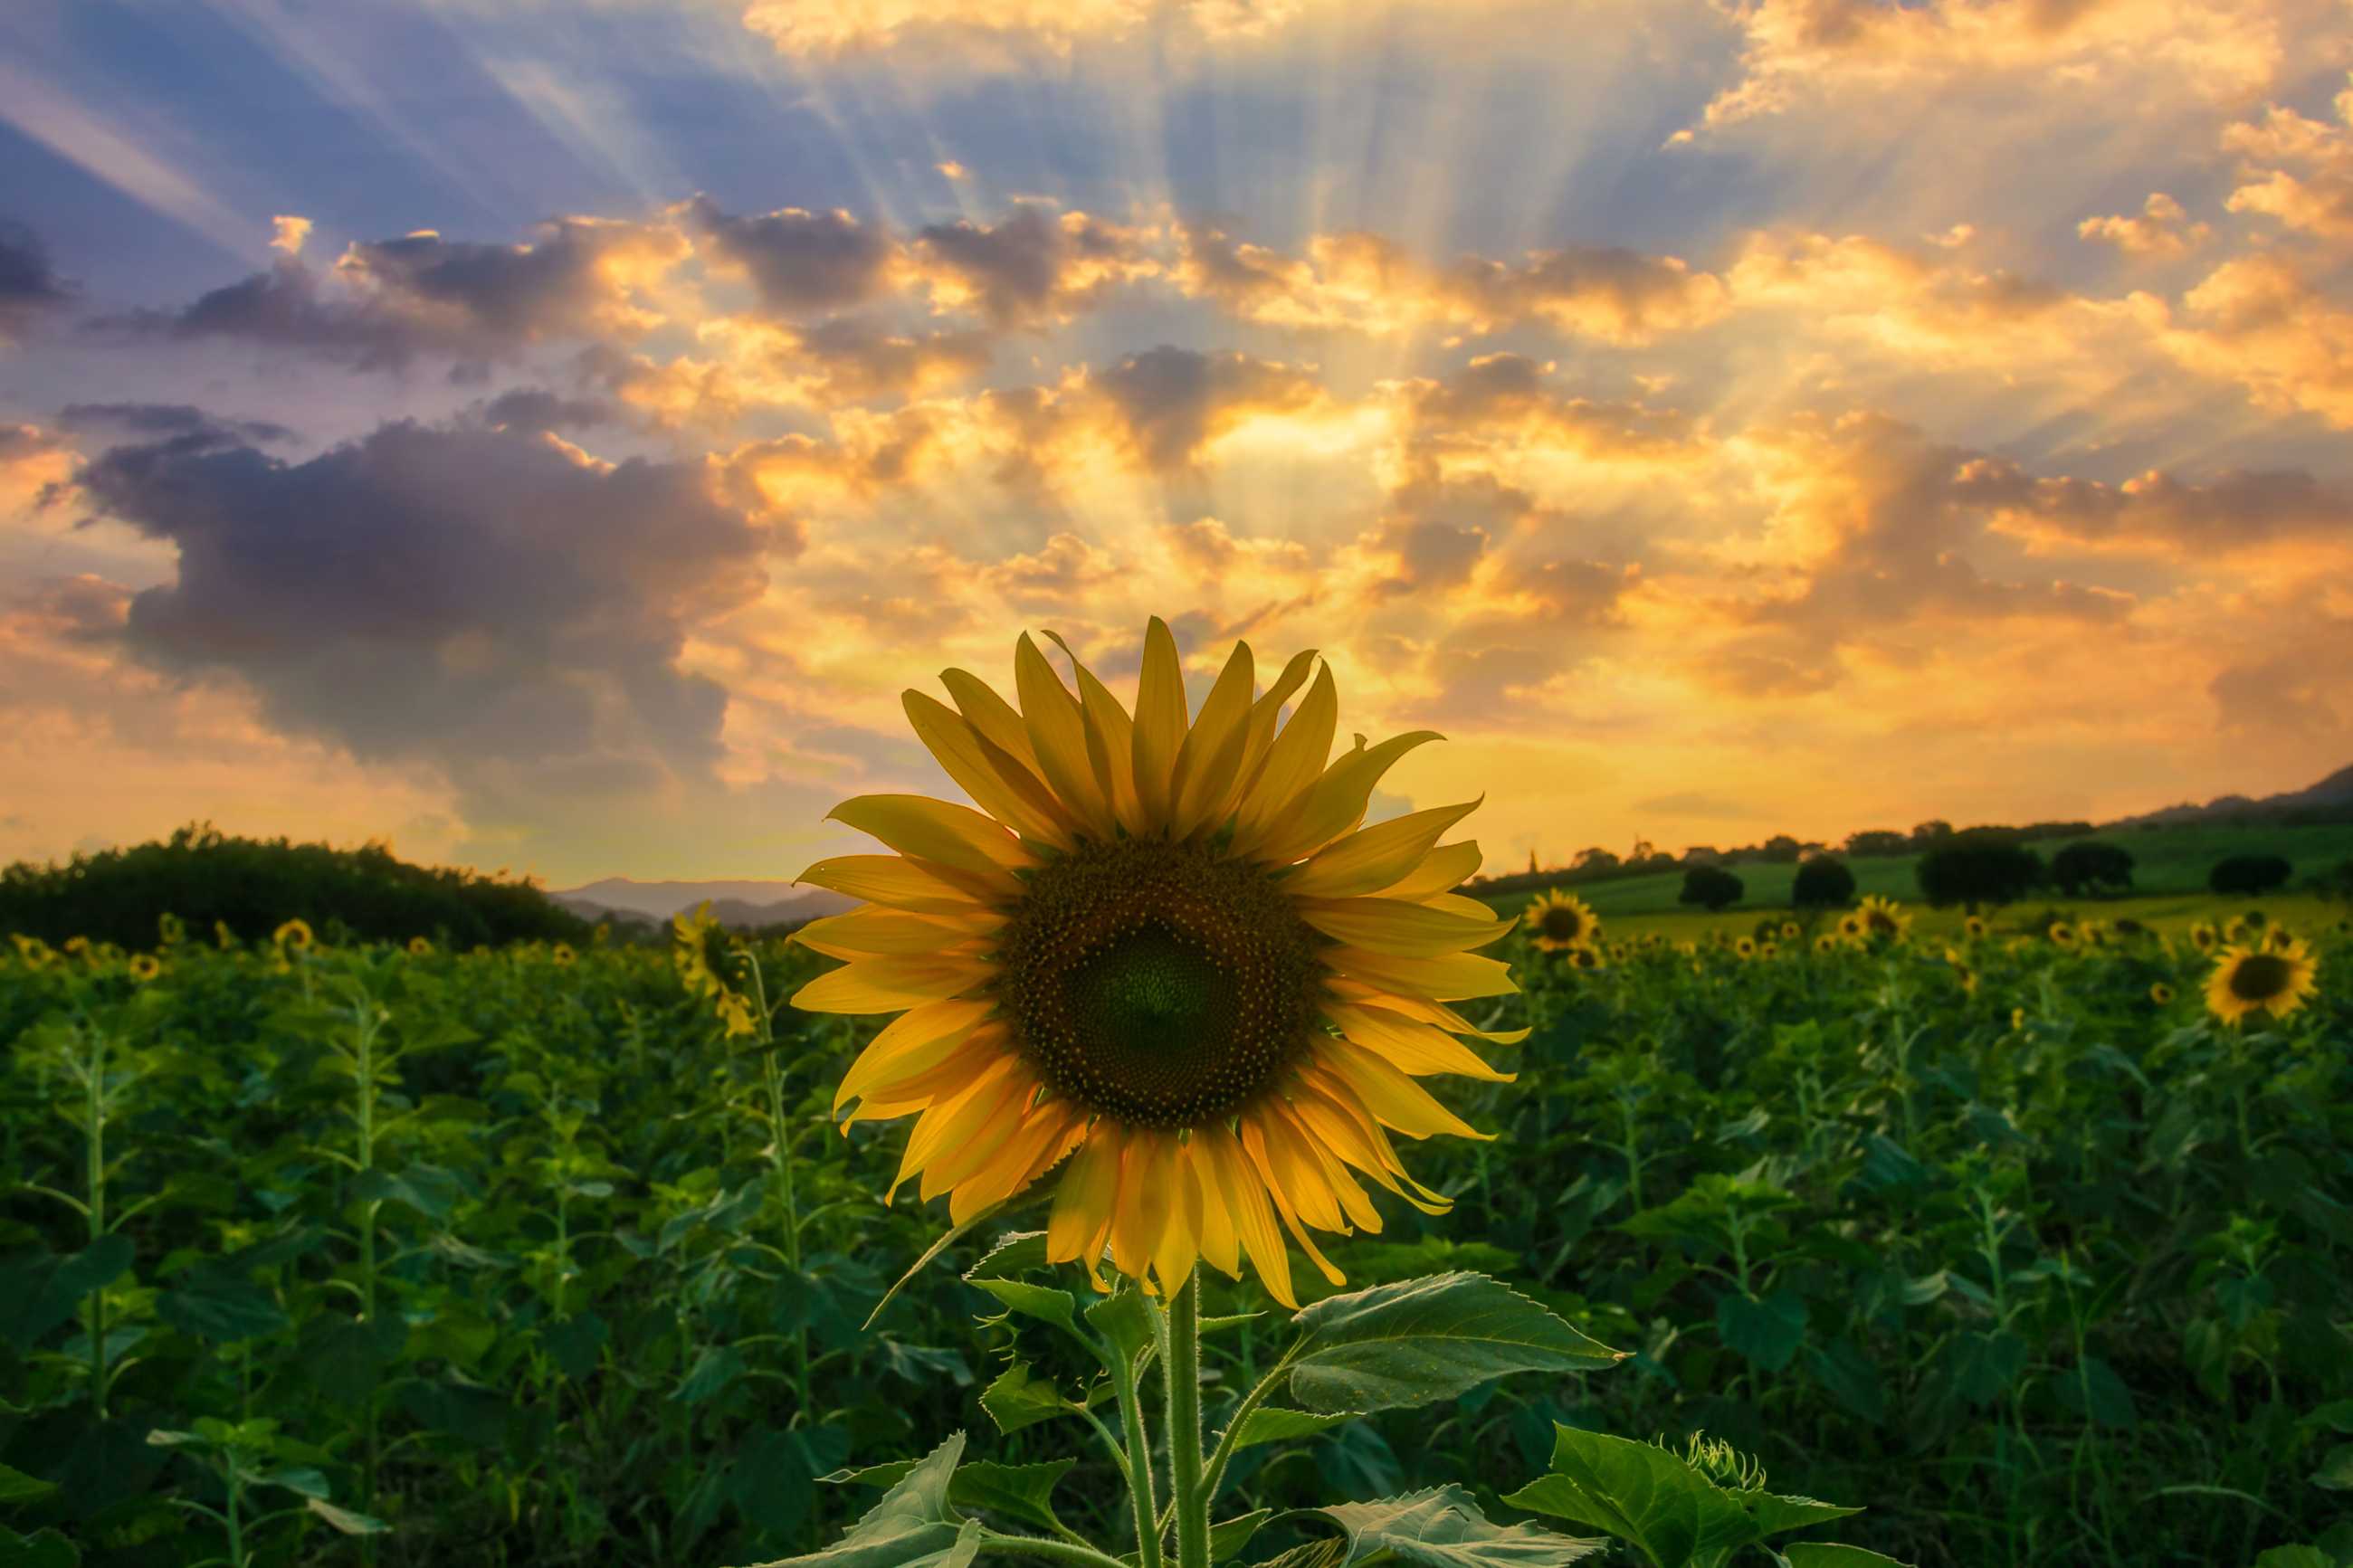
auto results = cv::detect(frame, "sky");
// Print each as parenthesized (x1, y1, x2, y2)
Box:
(4, 0, 2353, 889)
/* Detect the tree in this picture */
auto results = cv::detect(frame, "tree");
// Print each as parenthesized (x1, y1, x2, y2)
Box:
(1792, 857, 1858, 908)
(1758, 834, 1804, 864)
(1915, 829, 2046, 908)
(1910, 820, 1955, 846)
(2209, 854, 2291, 896)
(1843, 829, 1909, 858)
(2050, 841, 2135, 898)
(2315, 858, 2353, 905)
(1572, 847, 1621, 875)
(1680, 865, 1746, 911)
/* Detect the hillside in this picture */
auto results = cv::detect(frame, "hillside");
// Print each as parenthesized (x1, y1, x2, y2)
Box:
(552, 878, 857, 930)
(2108, 761, 2353, 827)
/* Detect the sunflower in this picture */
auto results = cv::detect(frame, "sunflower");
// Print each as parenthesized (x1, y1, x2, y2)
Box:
(2149, 983, 2175, 1004)
(2264, 925, 2298, 954)
(1570, 946, 1605, 971)
(128, 953, 162, 983)
(2205, 939, 2320, 1027)
(1836, 913, 1865, 942)
(1733, 936, 1758, 959)
(1779, 921, 1800, 940)
(11, 934, 55, 970)
(407, 936, 433, 957)
(2049, 921, 2078, 949)
(273, 917, 314, 952)
(2224, 916, 2251, 944)
(2010, 1007, 2026, 1031)
(1814, 934, 1836, 954)
(1856, 894, 1910, 941)
(1964, 915, 1987, 940)
(2189, 921, 2218, 955)
(214, 920, 236, 950)
(1760, 940, 1780, 960)
(790, 621, 1520, 1307)
(551, 943, 577, 967)
(1525, 889, 1599, 954)
(1677, 939, 1699, 958)
(63, 936, 90, 958)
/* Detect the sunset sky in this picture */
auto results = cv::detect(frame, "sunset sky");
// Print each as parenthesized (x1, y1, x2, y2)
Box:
(5, 0, 2352, 888)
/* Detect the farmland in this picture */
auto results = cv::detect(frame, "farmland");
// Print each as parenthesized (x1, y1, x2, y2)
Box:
(1, 894, 2346, 1568)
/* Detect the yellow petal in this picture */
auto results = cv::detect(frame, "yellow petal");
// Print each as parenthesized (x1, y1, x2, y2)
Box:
(1203, 1129, 1296, 1307)
(1016, 633, 1116, 836)
(1317, 1039, 1491, 1141)
(795, 855, 984, 917)
(1287, 800, 1483, 900)
(834, 997, 995, 1113)
(1046, 631, 1146, 836)
(1233, 664, 1337, 851)
(790, 953, 992, 1014)
(829, 794, 1034, 887)
(1324, 1002, 1514, 1081)
(1131, 615, 1186, 829)
(1240, 1115, 1346, 1286)
(795, 908, 994, 960)
(1170, 639, 1255, 839)
(844, 1023, 1011, 1119)
(922, 1078, 1041, 1198)
(951, 1102, 1081, 1223)
(1296, 896, 1515, 957)
(904, 690, 1076, 848)
(940, 666, 1043, 774)
(1386, 840, 1482, 900)
(893, 1055, 1026, 1198)
(1253, 731, 1442, 866)
(1047, 1128, 1121, 1262)
(1269, 1100, 1382, 1233)
(1421, 892, 1500, 921)
(1231, 647, 1319, 807)
(1326, 980, 1532, 1044)
(1325, 946, 1517, 1001)
(1146, 1134, 1200, 1292)
(1184, 1138, 1243, 1278)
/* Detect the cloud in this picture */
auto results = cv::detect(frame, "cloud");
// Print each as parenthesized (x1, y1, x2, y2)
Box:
(911, 205, 1162, 326)
(2222, 73, 2353, 242)
(2077, 193, 2213, 258)
(0, 218, 74, 344)
(676, 195, 898, 314)
(469, 387, 620, 432)
(1085, 344, 1326, 470)
(1177, 223, 1730, 344)
(1956, 455, 2353, 556)
(69, 417, 779, 828)
(103, 216, 686, 370)
(1680, 0, 2303, 140)
(269, 214, 313, 256)
(55, 403, 298, 445)
(2209, 647, 2347, 733)
(2154, 251, 2353, 427)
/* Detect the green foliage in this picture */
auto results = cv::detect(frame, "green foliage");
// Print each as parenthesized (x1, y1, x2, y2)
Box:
(2213, 854, 2295, 897)
(0, 822, 589, 949)
(1678, 868, 1745, 913)
(2050, 841, 2135, 898)
(1914, 831, 2046, 908)
(1789, 860, 1855, 910)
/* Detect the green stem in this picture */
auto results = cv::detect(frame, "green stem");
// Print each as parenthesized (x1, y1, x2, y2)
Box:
(1199, 1355, 1292, 1506)
(1113, 1334, 1164, 1568)
(355, 1004, 383, 1565)
(84, 1026, 108, 1418)
(224, 1450, 246, 1568)
(748, 953, 814, 1423)
(976, 1530, 1135, 1568)
(1166, 1271, 1207, 1568)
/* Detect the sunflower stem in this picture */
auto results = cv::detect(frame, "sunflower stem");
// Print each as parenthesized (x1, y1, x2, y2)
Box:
(1165, 1269, 1208, 1568)
(1113, 1332, 1164, 1568)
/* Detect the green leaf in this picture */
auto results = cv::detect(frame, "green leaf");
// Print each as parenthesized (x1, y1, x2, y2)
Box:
(0, 1525, 81, 1568)
(299, 1314, 408, 1407)
(2314, 1444, 2353, 1491)
(0, 1462, 59, 1503)
(863, 1201, 1022, 1330)
(304, 1497, 394, 1535)
(350, 1164, 464, 1221)
(1211, 1509, 1273, 1564)
(252, 1468, 331, 1500)
(1287, 1273, 1621, 1414)
(760, 1432, 976, 1568)
(1228, 1407, 1359, 1451)
(979, 1362, 1072, 1436)
(1746, 1495, 1863, 1538)
(1717, 1290, 1807, 1373)
(734, 1424, 853, 1539)
(1302, 1485, 1605, 1568)
(1946, 1331, 2026, 1406)
(157, 1270, 290, 1343)
(1085, 1288, 1159, 1363)
(2052, 1355, 2139, 1430)
(1503, 1426, 1757, 1568)
(1780, 1546, 1909, 1567)
(963, 1231, 1050, 1278)
(672, 1345, 747, 1406)
(946, 1459, 1074, 1531)
(966, 1278, 1077, 1336)
(2253, 1551, 2334, 1568)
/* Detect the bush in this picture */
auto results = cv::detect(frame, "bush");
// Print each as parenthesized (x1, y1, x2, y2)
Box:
(1915, 830, 2047, 908)
(2209, 854, 2291, 896)
(1791, 858, 1857, 908)
(2309, 857, 2353, 904)
(1679, 865, 1745, 911)
(2050, 841, 2135, 898)
(0, 822, 590, 949)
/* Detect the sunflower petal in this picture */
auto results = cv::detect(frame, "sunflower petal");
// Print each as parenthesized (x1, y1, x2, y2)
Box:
(1324, 1002, 1514, 1080)
(1232, 647, 1319, 806)
(795, 855, 985, 917)
(904, 690, 1076, 847)
(1325, 946, 1518, 1001)
(1203, 1129, 1296, 1307)
(1254, 730, 1443, 865)
(1287, 800, 1483, 900)
(829, 794, 1034, 881)
(791, 952, 993, 1013)
(1046, 631, 1147, 836)
(1233, 664, 1337, 850)
(1386, 840, 1482, 900)
(1171, 640, 1255, 838)
(1296, 896, 1515, 957)
(940, 666, 1043, 773)
(1017, 633, 1116, 837)
(1317, 1039, 1492, 1141)
(1327, 979, 1531, 1043)
(1047, 1129, 1121, 1262)
(1132, 615, 1187, 828)
(795, 908, 994, 960)
(833, 997, 995, 1113)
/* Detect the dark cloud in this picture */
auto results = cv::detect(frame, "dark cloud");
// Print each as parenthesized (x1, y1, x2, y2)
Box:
(470, 387, 618, 432)
(1404, 354, 1696, 455)
(2209, 651, 2345, 736)
(72, 418, 777, 815)
(99, 217, 681, 371)
(913, 206, 1157, 326)
(678, 195, 896, 314)
(1951, 459, 2353, 551)
(0, 219, 74, 342)
(57, 403, 298, 445)
(1088, 346, 1321, 470)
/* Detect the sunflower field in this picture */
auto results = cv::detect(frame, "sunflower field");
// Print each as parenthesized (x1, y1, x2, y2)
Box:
(3, 632, 2350, 1568)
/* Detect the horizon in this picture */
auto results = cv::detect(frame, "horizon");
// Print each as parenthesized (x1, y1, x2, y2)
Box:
(5, 2, 2353, 886)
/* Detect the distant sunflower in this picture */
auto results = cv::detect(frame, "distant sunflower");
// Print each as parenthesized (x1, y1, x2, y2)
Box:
(1526, 889, 1599, 954)
(2224, 916, 2252, 944)
(2205, 939, 2320, 1027)
(1837, 913, 1865, 941)
(273, 918, 315, 952)
(2011, 1007, 2026, 1031)
(1734, 936, 1758, 959)
(1857, 894, 1910, 941)
(214, 920, 236, 950)
(2149, 983, 2175, 1004)
(2049, 922, 2079, 949)
(1779, 921, 1800, 940)
(1676, 939, 1699, 958)
(407, 936, 433, 957)
(2189, 922, 2219, 955)
(1570, 946, 1604, 971)
(2265, 926, 2298, 954)
(1964, 915, 1986, 940)
(1760, 940, 1780, 960)
(1814, 934, 1837, 954)
(11, 935, 56, 970)
(62, 936, 90, 958)
(790, 620, 1519, 1307)
(1954, 963, 1978, 995)
(128, 953, 162, 983)
(551, 943, 578, 967)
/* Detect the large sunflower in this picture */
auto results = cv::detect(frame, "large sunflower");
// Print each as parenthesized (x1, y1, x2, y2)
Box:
(2205, 938, 2320, 1027)
(790, 622, 1522, 1307)
(1525, 889, 1599, 953)
(1856, 894, 1910, 941)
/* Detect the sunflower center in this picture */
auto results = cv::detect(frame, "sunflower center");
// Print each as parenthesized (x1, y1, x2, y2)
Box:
(997, 837, 1323, 1128)
(1538, 907, 1585, 941)
(2229, 953, 2292, 1003)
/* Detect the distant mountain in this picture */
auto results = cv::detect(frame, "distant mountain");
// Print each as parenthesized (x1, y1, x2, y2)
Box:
(550, 878, 858, 930)
(2105, 762, 2353, 828)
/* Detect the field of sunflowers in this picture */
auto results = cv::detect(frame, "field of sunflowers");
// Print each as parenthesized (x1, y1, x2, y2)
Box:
(3, 625, 2349, 1568)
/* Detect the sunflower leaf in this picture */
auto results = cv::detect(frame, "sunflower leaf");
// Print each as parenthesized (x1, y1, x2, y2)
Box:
(979, 1363, 1072, 1435)
(1286, 1485, 1605, 1568)
(759, 1433, 975, 1568)
(1285, 1273, 1622, 1413)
